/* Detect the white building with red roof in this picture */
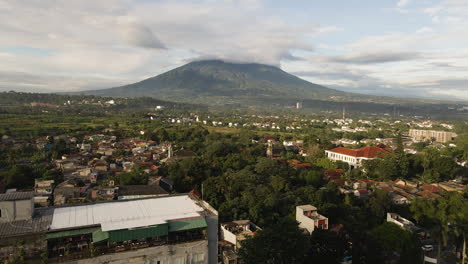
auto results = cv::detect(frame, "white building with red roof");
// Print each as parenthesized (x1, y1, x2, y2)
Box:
(325, 146, 392, 168)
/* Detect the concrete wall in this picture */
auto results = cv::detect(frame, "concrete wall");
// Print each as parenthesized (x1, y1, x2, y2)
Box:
(296, 207, 315, 235)
(0, 199, 33, 222)
(220, 226, 237, 247)
(55, 240, 209, 264)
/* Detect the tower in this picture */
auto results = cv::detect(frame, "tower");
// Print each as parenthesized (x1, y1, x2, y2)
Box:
(342, 106, 346, 120)
(168, 143, 173, 159)
(266, 140, 273, 159)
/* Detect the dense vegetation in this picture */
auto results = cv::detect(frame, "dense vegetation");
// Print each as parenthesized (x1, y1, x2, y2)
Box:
(0, 96, 467, 264)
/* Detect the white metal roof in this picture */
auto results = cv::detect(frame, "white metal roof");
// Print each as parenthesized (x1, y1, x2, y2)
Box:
(50, 195, 204, 232)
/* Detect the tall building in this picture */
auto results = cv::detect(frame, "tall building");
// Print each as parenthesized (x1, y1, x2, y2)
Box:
(296, 102, 302, 109)
(0, 192, 218, 264)
(409, 129, 457, 143)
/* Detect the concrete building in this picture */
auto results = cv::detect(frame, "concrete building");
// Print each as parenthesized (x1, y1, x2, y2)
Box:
(0, 193, 218, 264)
(0, 192, 34, 223)
(219, 220, 260, 264)
(325, 145, 392, 168)
(296, 205, 328, 235)
(409, 129, 457, 143)
(387, 213, 421, 232)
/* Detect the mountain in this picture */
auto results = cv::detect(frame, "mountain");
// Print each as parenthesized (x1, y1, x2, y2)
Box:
(79, 60, 358, 105)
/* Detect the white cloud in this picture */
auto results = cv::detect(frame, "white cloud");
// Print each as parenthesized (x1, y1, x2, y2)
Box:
(0, 0, 467, 101)
(397, 0, 410, 8)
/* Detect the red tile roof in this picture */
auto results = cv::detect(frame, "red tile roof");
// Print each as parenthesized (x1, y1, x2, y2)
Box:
(328, 146, 392, 158)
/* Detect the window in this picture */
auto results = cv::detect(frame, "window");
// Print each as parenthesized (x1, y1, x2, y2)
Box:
(0, 209, 2, 218)
(174, 257, 185, 264)
(193, 253, 205, 263)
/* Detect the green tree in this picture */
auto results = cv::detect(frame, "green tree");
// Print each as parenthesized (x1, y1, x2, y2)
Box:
(316, 158, 337, 170)
(370, 222, 420, 264)
(308, 229, 346, 264)
(238, 219, 310, 264)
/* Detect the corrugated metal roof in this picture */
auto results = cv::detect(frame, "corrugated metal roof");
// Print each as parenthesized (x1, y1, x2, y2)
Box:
(0, 208, 53, 237)
(169, 217, 207, 232)
(46, 227, 100, 239)
(0, 192, 34, 201)
(108, 224, 169, 242)
(50, 195, 204, 232)
(92, 229, 109, 243)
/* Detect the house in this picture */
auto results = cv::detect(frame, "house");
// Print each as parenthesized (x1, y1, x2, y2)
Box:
(34, 179, 54, 207)
(389, 192, 409, 205)
(296, 205, 328, 235)
(325, 145, 393, 168)
(323, 169, 345, 180)
(34, 179, 54, 196)
(53, 186, 83, 205)
(219, 220, 261, 264)
(387, 213, 421, 232)
(90, 186, 118, 201)
(220, 220, 260, 250)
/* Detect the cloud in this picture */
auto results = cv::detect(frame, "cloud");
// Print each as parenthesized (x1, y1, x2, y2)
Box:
(120, 24, 166, 49)
(325, 51, 422, 65)
(397, 0, 410, 8)
(416, 27, 433, 33)
(0, 0, 467, 101)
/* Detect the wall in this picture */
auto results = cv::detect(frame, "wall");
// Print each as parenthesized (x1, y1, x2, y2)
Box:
(295, 207, 315, 235)
(0, 201, 15, 222)
(56, 240, 209, 264)
(220, 225, 237, 247)
(0, 199, 32, 222)
(15, 199, 34, 220)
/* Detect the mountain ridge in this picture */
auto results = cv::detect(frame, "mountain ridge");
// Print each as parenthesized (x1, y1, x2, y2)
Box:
(78, 60, 359, 105)
(76, 60, 463, 106)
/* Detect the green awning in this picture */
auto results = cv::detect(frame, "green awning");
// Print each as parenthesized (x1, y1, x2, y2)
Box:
(46, 227, 100, 240)
(92, 229, 109, 244)
(168, 217, 207, 232)
(108, 224, 169, 242)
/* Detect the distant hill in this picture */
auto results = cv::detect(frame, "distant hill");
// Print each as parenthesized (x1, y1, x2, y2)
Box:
(79, 60, 362, 105)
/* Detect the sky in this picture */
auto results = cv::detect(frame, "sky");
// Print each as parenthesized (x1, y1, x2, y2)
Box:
(1, 0, 468, 101)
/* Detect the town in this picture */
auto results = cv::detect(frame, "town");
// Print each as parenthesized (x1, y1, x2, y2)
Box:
(0, 98, 467, 264)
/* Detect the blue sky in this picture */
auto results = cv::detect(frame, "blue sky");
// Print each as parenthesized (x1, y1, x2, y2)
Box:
(0, 0, 467, 101)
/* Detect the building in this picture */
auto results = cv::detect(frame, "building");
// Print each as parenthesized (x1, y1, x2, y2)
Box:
(0, 192, 34, 223)
(387, 213, 421, 232)
(34, 179, 54, 206)
(409, 129, 457, 143)
(0, 193, 218, 264)
(325, 145, 392, 168)
(296, 102, 302, 109)
(296, 205, 328, 235)
(219, 220, 260, 264)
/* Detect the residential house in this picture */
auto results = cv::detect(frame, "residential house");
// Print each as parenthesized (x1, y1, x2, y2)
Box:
(296, 205, 328, 235)
(219, 220, 261, 264)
